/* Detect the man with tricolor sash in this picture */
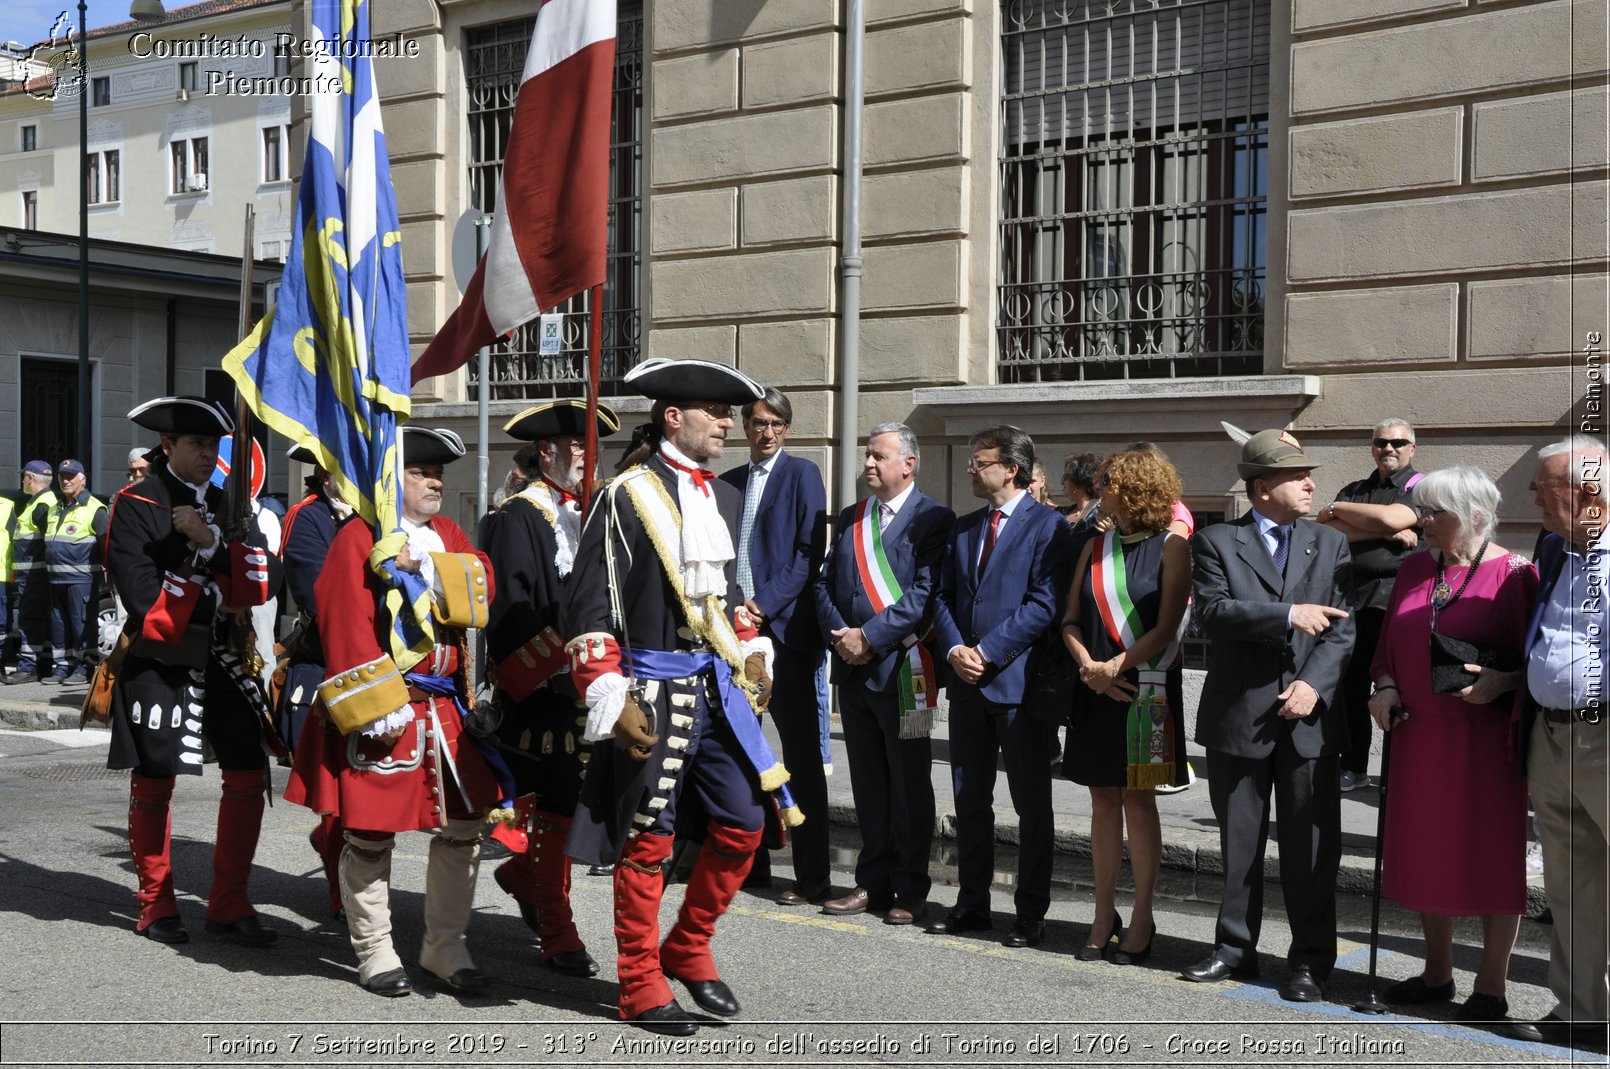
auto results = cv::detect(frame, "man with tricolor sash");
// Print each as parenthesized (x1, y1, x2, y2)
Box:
(563, 358, 793, 1036)
(482, 399, 620, 980)
(816, 422, 955, 927)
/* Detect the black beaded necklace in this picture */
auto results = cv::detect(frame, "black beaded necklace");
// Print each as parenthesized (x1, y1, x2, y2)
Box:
(1430, 538, 1490, 627)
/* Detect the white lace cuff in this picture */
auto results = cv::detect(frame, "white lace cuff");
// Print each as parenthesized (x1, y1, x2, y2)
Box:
(582, 673, 630, 742)
(740, 635, 775, 676)
(191, 525, 222, 562)
(359, 705, 415, 738)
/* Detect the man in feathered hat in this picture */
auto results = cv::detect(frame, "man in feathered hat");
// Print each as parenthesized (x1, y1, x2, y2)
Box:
(284, 426, 504, 998)
(564, 358, 797, 1035)
(105, 396, 284, 947)
(482, 399, 619, 978)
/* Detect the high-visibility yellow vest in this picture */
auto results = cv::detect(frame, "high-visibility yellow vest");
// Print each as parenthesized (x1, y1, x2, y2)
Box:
(12, 489, 57, 581)
(44, 491, 107, 583)
(0, 496, 14, 583)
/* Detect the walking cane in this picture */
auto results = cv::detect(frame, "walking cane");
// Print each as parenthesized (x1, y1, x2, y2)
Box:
(1353, 705, 1404, 1015)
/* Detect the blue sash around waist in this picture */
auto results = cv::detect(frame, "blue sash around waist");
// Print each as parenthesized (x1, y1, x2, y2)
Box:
(406, 671, 515, 810)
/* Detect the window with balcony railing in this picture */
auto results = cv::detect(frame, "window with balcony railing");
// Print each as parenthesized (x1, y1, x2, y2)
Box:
(998, 0, 1269, 383)
(463, 3, 643, 400)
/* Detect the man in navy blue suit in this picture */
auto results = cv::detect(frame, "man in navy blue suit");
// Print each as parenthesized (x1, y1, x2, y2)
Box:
(719, 387, 831, 904)
(930, 425, 1073, 947)
(816, 423, 955, 925)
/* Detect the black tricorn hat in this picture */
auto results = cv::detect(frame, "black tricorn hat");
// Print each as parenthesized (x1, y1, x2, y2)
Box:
(623, 358, 763, 405)
(286, 442, 319, 466)
(503, 399, 621, 442)
(128, 396, 235, 437)
(401, 426, 468, 467)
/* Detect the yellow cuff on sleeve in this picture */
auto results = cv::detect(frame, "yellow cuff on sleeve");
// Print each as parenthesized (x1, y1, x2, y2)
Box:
(429, 551, 490, 629)
(318, 655, 410, 735)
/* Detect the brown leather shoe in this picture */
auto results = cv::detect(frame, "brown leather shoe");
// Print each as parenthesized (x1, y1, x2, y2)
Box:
(820, 886, 892, 916)
(884, 896, 927, 926)
(778, 878, 832, 906)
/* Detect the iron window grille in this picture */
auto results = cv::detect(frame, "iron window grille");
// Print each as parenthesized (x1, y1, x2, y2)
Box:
(463, 3, 643, 401)
(998, 0, 1269, 382)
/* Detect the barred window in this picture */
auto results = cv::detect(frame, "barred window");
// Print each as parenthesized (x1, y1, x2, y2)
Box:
(464, 3, 643, 400)
(997, 0, 1269, 383)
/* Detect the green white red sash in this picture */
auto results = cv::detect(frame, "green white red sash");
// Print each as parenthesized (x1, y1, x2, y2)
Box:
(1090, 530, 1181, 789)
(851, 497, 936, 738)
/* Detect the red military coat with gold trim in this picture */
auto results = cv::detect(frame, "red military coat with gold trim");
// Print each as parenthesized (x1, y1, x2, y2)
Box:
(284, 514, 501, 833)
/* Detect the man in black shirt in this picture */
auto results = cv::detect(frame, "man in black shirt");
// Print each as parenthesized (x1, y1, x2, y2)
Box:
(1314, 418, 1423, 792)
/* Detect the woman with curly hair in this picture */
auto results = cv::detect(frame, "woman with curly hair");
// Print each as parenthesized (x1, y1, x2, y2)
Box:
(1059, 447, 1192, 964)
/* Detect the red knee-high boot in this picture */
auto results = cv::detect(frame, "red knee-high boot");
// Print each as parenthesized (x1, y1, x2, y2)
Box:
(310, 813, 345, 917)
(205, 768, 272, 944)
(129, 773, 177, 932)
(613, 833, 675, 1019)
(659, 821, 763, 983)
(530, 811, 587, 961)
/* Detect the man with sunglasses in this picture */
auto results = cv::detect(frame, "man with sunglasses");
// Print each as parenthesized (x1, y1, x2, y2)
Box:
(1315, 418, 1424, 793)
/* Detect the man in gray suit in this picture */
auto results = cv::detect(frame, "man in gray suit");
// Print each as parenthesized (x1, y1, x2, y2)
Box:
(1182, 429, 1354, 1003)
(815, 423, 955, 926)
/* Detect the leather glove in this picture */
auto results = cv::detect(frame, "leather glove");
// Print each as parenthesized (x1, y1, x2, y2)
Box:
(744, 652, 772, 712)
(612, 691, 658, 761)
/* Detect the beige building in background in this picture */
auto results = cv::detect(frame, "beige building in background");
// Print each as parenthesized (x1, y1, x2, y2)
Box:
(380, 0, 1602, 536)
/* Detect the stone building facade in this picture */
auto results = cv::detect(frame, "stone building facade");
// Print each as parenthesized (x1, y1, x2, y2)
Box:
(375, 0, 1605, 538)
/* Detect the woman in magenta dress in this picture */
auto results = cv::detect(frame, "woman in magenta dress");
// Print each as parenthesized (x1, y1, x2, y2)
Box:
(1368, 466, 1537, 1022)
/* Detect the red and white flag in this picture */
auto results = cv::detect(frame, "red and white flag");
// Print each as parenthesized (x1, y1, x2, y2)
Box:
(412, 0, 616, 384)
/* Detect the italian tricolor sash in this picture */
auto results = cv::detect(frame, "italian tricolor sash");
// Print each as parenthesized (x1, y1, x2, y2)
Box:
(851, 498, 936, 739)
(1091, 530, 1181, 789)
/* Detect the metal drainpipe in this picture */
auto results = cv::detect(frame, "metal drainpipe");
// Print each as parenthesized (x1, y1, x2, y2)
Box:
(836, 0, 866, 512)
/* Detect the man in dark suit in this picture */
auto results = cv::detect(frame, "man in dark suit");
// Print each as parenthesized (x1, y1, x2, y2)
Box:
(1184, 429, 1354, 1002)
(929, 425, 1073, 948)
(1504, 435, 1608, 1048)
(816, 423, 954, 926)
(719, 387, 830, 905)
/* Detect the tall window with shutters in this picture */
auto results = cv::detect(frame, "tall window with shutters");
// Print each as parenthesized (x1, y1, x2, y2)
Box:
(462, 2, 643, 400)
(997, 0, 1269, 382)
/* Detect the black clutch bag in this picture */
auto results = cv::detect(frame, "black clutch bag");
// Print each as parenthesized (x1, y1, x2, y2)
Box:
(1429, 631, 1521, 695)
(1022, 630, 1079, 727)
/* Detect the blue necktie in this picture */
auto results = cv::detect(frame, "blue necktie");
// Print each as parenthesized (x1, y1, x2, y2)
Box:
(736, 463, 766, 597)
(1272, 523, 1292, 576)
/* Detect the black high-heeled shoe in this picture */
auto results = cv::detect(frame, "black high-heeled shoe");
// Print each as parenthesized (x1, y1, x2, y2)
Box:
(1110, 922, 1156, 966)
(1075, 911, 1124, 961)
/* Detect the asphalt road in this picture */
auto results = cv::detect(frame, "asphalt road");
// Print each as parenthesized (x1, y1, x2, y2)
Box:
(0, 727, 1595, 1068)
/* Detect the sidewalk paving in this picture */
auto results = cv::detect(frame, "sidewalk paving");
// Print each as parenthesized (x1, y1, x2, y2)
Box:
(2, 668, 1548, 914)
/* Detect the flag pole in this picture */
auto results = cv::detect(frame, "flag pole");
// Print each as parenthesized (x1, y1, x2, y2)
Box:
(581, 284, 603, 516)
(227, 205, 258, 544)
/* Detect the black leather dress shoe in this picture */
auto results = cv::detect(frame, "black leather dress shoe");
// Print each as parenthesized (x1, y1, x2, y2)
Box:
(435, 968, 493, 995)
(204, 915, 277, 947)
(669, 975, 740, 1017)
(1003, 916, 1046, 948)
(361, 968, 413, 998)
(925, 908, 993, 936)
(630, 1000, 699, 1036)
(543, 949, 599, 977)
(1504, 1014, 1609, 1047)
(142, 916, 189, 944)
(1180, 955, 1258, 983)
(1279, 965, 1324, 1003)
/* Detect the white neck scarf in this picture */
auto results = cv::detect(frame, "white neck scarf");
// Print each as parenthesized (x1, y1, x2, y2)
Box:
(658, 438, 733, 599)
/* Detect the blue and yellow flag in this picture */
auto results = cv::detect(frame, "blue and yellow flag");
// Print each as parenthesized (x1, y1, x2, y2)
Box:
(223, 0, 425, 668)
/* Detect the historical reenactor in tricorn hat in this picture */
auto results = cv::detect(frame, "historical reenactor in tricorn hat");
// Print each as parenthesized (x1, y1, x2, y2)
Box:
(564, 358, 801, 1035)
(276, 441, 358, 919)
(482, 399, 620, 979)
(106, 396, 284, 947)
(284, 426, 505, 998)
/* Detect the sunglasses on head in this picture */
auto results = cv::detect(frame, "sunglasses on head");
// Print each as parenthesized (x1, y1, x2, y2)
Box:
(1373, 437, 1413, 449)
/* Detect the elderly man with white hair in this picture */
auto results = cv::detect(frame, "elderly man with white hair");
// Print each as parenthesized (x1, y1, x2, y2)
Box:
(1506, 435, 1610, 1048)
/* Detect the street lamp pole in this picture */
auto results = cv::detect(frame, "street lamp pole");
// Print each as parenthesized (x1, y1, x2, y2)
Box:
(76, 0, 89, 473)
